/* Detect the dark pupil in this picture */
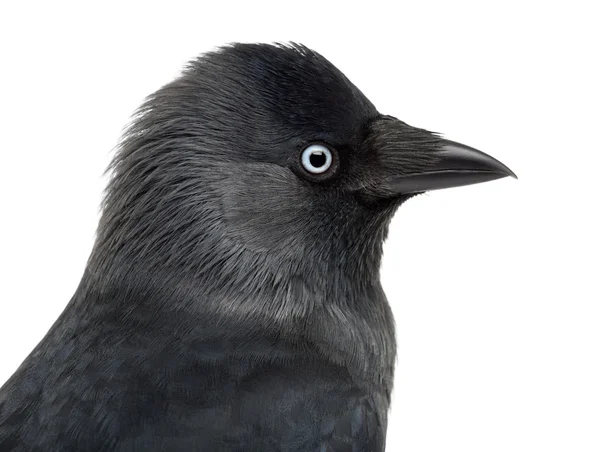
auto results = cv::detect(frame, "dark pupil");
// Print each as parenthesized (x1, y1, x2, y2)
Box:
(309, 151, 326, 168)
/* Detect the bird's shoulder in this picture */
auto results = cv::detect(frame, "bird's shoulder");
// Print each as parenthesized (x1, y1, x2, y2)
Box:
(0, 320, 387, 451)
(113, 359, 387, 452)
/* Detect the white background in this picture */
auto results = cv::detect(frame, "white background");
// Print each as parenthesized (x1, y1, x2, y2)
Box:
(1, 1, 598, 450)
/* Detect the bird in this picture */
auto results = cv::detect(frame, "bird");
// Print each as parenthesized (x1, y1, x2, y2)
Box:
(0, 42, 515, 451)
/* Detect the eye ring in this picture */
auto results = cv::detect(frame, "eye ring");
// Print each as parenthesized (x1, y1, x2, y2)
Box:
(301, 144, 333, 174)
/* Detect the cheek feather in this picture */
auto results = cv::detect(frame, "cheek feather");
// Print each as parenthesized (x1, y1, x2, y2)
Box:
(219, 163, 315, 253)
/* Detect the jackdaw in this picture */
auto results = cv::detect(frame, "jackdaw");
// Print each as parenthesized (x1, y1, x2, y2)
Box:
(0, 43, 515, 451)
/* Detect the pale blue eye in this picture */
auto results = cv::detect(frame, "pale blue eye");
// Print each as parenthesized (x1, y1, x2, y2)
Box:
(301, 144, 333, 174)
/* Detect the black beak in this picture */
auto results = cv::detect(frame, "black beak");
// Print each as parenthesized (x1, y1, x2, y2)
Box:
(389, 139, 517, 194)
(371, 116, 517, 196)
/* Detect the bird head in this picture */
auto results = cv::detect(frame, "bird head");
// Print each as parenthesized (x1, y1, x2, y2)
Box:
(91, 43, 515, 325)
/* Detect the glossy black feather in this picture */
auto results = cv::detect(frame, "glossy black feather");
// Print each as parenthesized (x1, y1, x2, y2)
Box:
(0, 285, 388, 451)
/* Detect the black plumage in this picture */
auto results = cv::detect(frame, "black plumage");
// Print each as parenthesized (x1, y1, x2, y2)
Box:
(0, 43, 514, 451)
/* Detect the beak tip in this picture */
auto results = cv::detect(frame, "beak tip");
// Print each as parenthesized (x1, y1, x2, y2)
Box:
(500, 166, 518, 180)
